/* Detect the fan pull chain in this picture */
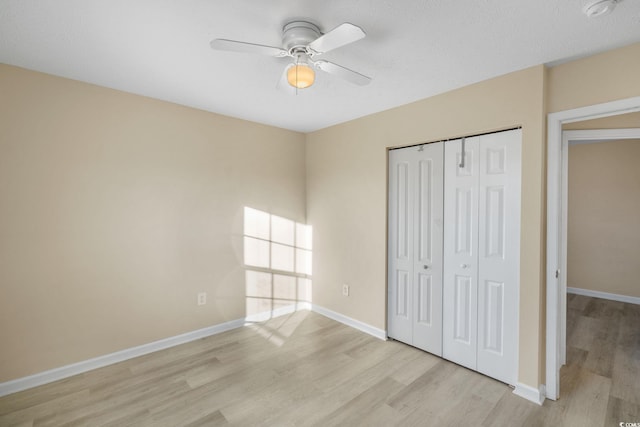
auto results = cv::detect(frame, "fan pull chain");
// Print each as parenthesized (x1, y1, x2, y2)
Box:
(295, 56, 299, 95)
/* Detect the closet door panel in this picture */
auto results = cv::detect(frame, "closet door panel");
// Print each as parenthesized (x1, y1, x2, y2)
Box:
(388, 149, 414, 344)
(477, 129, 521, 385)
(412, 143, 443, 355)
(443, 138, 479, 370)
(388, 143, 444, 355)
(453, 274, 472, 343)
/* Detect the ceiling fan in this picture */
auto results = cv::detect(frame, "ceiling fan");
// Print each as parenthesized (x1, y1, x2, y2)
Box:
(210, 20, 371, 91)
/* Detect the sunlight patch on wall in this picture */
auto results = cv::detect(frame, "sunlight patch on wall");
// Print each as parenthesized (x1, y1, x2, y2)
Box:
(243, 207, 313, 334)
(244, 207, 312, 275)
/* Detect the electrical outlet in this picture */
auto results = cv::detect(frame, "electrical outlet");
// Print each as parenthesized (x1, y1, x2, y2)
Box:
(197, 292, 207, 306)
(342, 284, 349, 296)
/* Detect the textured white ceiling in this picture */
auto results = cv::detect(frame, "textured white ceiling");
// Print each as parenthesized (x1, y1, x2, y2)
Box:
(1, 0, 639, 132)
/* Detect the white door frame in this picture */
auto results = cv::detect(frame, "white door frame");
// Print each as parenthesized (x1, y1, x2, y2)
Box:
(545, 96, 640, 400)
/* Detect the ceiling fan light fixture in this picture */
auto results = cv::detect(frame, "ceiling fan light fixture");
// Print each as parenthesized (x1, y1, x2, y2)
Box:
(287, 63, 315, 89)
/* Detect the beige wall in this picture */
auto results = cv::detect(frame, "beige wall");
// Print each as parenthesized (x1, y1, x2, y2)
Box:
(0, 64, 306, 382)
(564, 113, 640, 298)
(567, 139, 640, 298)
(563, 112, 640, 130)
(306, 65, 547, 388)
(548, 43, 640, 113)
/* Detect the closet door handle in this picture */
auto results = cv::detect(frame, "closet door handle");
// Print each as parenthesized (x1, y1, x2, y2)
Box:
(423, 265, 429, 270)
(460, 264, 469, 269)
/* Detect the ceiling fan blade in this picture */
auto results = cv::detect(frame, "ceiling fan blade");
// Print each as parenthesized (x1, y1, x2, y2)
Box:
(308, 23, 365, 54)
(210, 39, 288, 57)
(314, 60, 371, 86)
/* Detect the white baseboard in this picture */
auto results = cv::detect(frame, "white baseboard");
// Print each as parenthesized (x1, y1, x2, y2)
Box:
(513, 383, 545, 405)
(0, 301, 384, 398)
(311, 304, 387, 341)
(0, 317, 246, 398)
(245, 301, 312, 323)
(567, 287, 640, 305)
(0, 303, 311, 398)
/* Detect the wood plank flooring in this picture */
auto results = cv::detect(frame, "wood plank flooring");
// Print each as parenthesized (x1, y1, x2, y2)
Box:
(1, 295, 638, 426)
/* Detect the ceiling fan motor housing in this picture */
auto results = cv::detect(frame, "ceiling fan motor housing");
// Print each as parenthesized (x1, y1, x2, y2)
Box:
(282, 21, 321, 54)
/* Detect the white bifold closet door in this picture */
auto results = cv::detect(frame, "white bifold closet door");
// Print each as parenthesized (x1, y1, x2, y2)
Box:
(442, 130, 521, 385)
(388, 142, 444, 355)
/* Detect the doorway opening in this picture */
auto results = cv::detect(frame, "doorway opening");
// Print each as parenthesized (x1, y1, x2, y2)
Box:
(546, 97, 640, 400)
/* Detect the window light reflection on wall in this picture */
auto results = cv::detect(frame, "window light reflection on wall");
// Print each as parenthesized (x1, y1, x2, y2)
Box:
(243, 207, 312, 275)
(243, 207, 313, 326)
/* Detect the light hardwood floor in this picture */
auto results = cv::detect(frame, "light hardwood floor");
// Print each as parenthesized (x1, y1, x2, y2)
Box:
(1, 295, 638, 426)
